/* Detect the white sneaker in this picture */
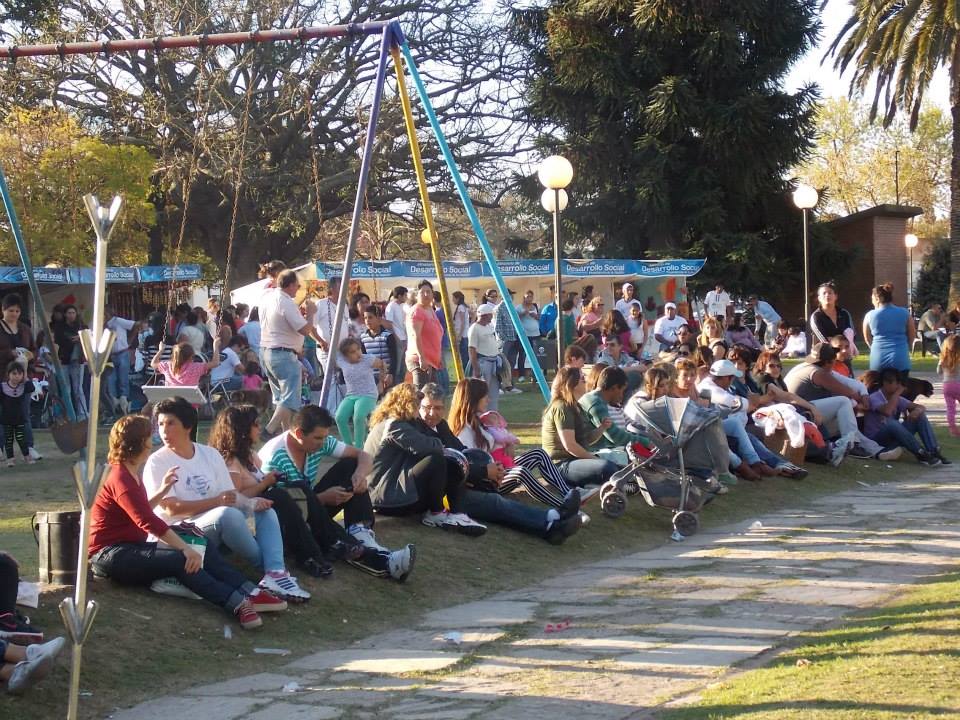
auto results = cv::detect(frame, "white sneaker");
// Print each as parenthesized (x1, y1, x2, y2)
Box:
(27, 447, 42, 461)
(507, 387, 523, 394)
(876, 447, 903, 461)
(579, 511, 591, 526)
(7, 636, 64, 695)
(150, 577, 201, 600)
(830, 432, 855, 467)
(498, 388, 505, 395)
(388, 544, 416, 583)
(260, 572, 311, 602)
(422, 510, 458, 530)
(350, 525, 387, 552)
(5, 458, 14, 468)
(446, 512, 487, 537)
(579, 486, 601, 505)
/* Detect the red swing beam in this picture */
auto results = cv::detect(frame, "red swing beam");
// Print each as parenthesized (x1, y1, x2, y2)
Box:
(0, 21, 390, 58)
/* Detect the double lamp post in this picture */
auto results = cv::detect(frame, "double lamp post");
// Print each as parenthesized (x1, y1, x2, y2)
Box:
(539, 155, 573, 368)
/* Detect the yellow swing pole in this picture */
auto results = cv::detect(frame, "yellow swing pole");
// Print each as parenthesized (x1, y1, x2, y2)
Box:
(390, 45, 464, 382)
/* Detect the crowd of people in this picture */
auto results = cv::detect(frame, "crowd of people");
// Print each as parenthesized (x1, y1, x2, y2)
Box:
(1, 266, 955, 695)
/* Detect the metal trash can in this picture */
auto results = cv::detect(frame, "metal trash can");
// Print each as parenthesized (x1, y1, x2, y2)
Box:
(33, 510, 81, 585)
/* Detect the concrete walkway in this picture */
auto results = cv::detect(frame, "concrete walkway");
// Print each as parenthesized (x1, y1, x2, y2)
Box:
(109, 466, 960, 720)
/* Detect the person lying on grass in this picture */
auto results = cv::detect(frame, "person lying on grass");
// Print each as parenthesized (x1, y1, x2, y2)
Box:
(90, 415, 286, 630)
(143, 397, 310, 602)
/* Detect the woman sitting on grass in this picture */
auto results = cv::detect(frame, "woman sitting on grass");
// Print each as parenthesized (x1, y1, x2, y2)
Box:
(89, 415, 286, 630)
(448, 377, 581, 509)
(540, 366, 620, 488)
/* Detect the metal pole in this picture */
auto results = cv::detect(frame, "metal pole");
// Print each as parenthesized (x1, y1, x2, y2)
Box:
(389, 45, 463, 382)
(319, 29, 392, 407)
(552, 190, 564, 368)
(399, 38, 550, 402)
(0, 22, 391, 58)
(803, 207, 810, 352)
(909, 246, 914, 310)
(61, 194, 121, 720)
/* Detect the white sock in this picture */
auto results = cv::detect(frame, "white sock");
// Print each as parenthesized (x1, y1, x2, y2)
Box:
(546, 509, 560, 523)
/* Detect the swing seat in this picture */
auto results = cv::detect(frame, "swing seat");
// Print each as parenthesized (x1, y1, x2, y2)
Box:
(48, 394, 88, 454)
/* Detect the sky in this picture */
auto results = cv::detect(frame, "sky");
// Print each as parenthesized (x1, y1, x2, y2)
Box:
(786, 0, 950, 109)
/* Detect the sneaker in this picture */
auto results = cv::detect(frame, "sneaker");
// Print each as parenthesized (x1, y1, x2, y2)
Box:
(875, 447, 903, 462)
(848, 444, 874, 459)
(350, 526, 388, 552)
(0, 612, 43, 644)
(259, 572, 311, 602)
(5, 458, 13, 468)
(498, 388, 505, 395)
(506, 387, 523, 394)
(150, 577, 202, 600)
(422, 509, 456, 530)
(27, 447, 42, 461)
(559, 488, 581, 519)
(830, 433, 855, 467)
(917, 451, 942, 466)
(446, 512, 488, 537)
(234, 600, 262, 630)
(777, 463, 809, 480)
(247, 588, 288, 612)
(300, 556, 334, 579)
(7, 636, 64, 695)
(936, 451, 952, 465)
(388, 544, 416, 583)
(578, 486, 601, 505)
(24, 456, 35, 465)
(717, 472, 738, 486)
(705, 478, 730, 494)
(546, 513, 581, 545)
(579, 511, 591, 526)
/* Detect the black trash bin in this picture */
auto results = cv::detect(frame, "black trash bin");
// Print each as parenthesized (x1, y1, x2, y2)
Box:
(33, 510, 81, 585)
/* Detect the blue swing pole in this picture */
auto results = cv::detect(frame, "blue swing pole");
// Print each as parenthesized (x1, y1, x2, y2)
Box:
(396, 32, 550, 402)
(319, 28, 393, 407)
(0, 163, 77, 421)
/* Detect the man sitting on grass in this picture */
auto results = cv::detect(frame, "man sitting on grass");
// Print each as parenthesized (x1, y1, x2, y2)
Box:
(863, 368, 950, 466)
(259, 405, 415, 582)
(578, 366, 650, 467)
(144, 397, 311, 602)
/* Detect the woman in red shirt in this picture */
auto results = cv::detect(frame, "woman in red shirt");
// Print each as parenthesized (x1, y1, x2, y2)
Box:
(406, 280, 444, 390)
(89, 415, 285, 629)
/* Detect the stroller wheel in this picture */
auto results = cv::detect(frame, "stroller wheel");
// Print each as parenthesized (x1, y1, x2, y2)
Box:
(600, 488, 627, 518)
(672, 510, 699, 537)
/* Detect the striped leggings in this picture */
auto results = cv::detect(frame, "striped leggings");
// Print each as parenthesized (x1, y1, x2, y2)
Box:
(3, 423, 27, 459)
(499, 448, 573, 508)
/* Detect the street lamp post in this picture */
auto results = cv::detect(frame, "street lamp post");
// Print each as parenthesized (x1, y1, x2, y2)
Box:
(905, 233, 919, 312)
(539, 155, 573, 369)
(792, 184, 819, 350)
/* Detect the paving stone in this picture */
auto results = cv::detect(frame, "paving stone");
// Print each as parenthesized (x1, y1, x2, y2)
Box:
(187, 672, 301, 696)
(244, 702, 341, 720)
(290, 648, 463, 673)
(513, 634, 664, 655)
(420, 600, 538, 628)
(109, 696, 263, 720)
(650, 617, 800, 638)
(614, 636, 774, 669)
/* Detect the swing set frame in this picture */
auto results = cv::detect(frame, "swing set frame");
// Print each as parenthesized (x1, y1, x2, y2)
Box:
(0, 19, 551, 720)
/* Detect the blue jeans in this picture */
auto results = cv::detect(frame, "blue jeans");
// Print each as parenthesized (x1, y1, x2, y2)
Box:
(67, 363, 88, 418)
(196, 506, 286, 574)
(109, 350, 131, 400)
(460, 489, 548, 536)
(91, 541, 256, 613)
(213, 375, 242, 391)
(262, 347, 303, 411)
(458, 337, 469, 373)
(872, 416, 938, 455)
(556, 457, 619, 487)
(19, 390, 32, 449)
(723, 418, 786, 467)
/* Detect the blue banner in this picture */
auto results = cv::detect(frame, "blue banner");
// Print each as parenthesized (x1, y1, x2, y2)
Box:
(0, 266, 69, 284)
(315, 258, 704, 280)
(137, 264, 203, 282)
(0, 264, 202, 285)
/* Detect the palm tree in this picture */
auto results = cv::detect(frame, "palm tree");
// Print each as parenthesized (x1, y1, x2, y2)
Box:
(826, 1, 960, 300)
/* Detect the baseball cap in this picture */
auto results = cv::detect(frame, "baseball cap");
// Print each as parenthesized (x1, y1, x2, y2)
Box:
(664, 302, 677, 310)
(806, 342, 837, 365)
(477, 303, 496, 316)
(709, 359, 743, 378)
(622, 282, 634, 290)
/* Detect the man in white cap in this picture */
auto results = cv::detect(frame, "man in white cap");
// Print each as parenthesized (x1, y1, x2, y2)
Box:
(468, 303, 502, 410)
(653, 302, 688, 352)
(614, 282, 642, 318)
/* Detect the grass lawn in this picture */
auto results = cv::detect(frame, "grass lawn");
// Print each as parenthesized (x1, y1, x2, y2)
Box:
(661, 572, 960, 719)
(0, 368, 955, 719)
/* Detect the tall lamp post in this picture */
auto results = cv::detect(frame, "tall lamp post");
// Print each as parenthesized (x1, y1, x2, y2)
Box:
(792, 183, 819, 348)
(905, 233, 919, 312)
(539, 155, 573, 368)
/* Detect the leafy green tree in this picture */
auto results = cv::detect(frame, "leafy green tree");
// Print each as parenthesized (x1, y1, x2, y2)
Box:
(797, 97, 950, 229)
(0, 107, 155, 267)
(827, 0, 960, 302)
(915, 235, 950, 312)
(511, 0, 821, 261)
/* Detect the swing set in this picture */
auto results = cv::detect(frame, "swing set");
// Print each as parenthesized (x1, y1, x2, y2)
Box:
(0, 19, 551, 449)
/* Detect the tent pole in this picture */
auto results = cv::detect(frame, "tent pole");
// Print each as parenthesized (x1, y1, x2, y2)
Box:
(398, 39, 550, 402)
(389, 45, 463, 382)
(319, 29, 392, 407)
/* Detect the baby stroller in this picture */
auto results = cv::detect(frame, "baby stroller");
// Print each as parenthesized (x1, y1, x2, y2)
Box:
(600, 396, 714, 540)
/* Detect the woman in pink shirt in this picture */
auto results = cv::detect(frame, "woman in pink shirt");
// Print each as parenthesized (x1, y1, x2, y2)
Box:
(152, 338, 222, 387)
(406, 280, 443, 390)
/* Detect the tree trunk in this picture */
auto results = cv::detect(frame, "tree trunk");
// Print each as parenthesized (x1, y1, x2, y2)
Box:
(950, 43, 960, 305)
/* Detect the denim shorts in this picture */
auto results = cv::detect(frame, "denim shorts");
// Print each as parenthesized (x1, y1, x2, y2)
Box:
(262, 347, 303, 411)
